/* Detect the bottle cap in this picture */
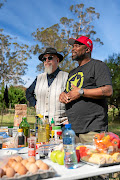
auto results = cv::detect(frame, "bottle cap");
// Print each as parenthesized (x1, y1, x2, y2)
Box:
(51, 118, 55, 124)
(37, 114, 43, 118)
(18, 129, 23, 132)
(57, 131, 62, 135)
(22, 117, 27, 120)
(65, 124, 71, 129)
(52, 126, 61, 130)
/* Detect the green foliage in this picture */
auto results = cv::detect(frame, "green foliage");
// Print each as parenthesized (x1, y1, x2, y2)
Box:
(0, 0, 7, 8)
(31, 3, 103, 73)
(27, 107, 36, 116)
(105, 53, 120, 110)
(8, 86, 27, 108)
(0, 29, 31, 85)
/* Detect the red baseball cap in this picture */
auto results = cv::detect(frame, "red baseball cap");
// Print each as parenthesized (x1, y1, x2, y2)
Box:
(68, 36, 93, 52)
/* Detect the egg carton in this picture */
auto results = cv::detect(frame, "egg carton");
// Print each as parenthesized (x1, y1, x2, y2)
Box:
(1, 166, 56, 179)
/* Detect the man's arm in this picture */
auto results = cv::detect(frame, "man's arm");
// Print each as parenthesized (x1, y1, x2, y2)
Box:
(59, 84, 113, 104)
(26, 77, 37, 107)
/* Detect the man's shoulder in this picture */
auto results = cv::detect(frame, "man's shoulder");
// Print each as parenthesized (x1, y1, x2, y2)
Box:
(91, 59, 108, 69)
(37, 72, 46, 78)
(59, 70, 68, 75)
(91, 58, 106, 65)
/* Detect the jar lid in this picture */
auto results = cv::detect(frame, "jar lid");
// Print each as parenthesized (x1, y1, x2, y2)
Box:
(52, 126, 61, 130)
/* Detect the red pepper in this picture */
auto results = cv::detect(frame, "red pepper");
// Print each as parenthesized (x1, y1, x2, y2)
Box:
(79, 147, 89, 157)
(111, 138, 119, 147)
(108, 132, 119, 140)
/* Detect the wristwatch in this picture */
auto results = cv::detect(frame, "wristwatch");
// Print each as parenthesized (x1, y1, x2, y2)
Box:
(78, 88, 84, 96)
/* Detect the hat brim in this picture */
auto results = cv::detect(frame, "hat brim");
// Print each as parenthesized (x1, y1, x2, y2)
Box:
(39, 52, 63, 62)
(68, 38, 84, 46)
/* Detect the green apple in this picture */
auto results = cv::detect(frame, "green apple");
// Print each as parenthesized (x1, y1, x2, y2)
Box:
(56, 151, 64, 165)
(50, 150, 61, 163)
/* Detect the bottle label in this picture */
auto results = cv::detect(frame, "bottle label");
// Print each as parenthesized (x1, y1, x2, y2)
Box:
(63, 137, 72, 145)
(18, 136, 25, 145)
(28, 148, 36, 156)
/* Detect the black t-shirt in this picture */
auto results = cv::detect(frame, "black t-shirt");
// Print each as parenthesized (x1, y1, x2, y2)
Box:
(65, 59, 112, 134)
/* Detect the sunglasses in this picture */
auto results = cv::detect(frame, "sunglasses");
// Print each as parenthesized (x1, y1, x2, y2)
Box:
(42, 56, 54, 62)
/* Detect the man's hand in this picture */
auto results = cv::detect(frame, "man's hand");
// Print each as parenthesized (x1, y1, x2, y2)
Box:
(67, 84, 81, 102)
(59, 92, 71, 104)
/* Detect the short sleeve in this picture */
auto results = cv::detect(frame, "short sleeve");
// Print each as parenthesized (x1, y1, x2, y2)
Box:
(95, 61, 112, 87)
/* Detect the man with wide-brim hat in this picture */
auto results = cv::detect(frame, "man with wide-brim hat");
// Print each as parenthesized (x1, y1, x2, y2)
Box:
(26, 47, 68, 125)
(39, 47, 63, 62)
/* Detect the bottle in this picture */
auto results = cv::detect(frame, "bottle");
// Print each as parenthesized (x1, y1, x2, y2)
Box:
(62, 124, 77, 169)
(50, 118, 55, 139)
(34, 116, 39, 142)
(19, 117, 30, 147)
(51, 118, 55, 128)
(44, 116, 50, 142)
(28, 137, 36, 158)
(38, 115, 47, 142)
(17, 129, 25, 148)
(52, 126, 62, 141)
(8, 126, 13, 137)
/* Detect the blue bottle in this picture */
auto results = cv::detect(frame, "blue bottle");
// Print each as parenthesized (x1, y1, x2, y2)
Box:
(62, 124, 77, 169)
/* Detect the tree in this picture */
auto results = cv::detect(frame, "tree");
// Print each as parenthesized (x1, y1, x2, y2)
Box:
(4, 85, 9, 108)
(0, 85, 5, 108)
(31, 4, 103, 72)
(0, 29, 31, 86)
(0, 0, 6, 8)
(105, 53, 120, 114)
(8, 86, 27, 108)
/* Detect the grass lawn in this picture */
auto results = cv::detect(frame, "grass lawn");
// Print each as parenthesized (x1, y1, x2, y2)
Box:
(0, 114, 36, 129)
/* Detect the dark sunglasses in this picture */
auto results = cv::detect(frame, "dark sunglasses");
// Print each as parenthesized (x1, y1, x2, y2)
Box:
(42, 56, 54, 62)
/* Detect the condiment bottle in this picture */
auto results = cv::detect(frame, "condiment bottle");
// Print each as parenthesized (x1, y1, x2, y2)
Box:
(19, 117, 30, 146)
(52, 126, 62, 141)
(44, 116, 50, 142)
(38, 115, 47, 142)
(34, 116, 39, 142)
(17, 128, 25, 148)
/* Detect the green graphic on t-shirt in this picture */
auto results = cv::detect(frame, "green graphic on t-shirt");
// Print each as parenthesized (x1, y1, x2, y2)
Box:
(66, 72, 84, 92)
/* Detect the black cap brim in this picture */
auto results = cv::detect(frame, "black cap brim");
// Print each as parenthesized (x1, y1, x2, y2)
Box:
(68, 38, 84, 46)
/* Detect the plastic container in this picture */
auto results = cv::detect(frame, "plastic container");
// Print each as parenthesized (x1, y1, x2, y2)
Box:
(28, 137, 36, 157)
(62, 124, 77, 169)
(8, 126, 13, 137)
(52, 126, 62, 141)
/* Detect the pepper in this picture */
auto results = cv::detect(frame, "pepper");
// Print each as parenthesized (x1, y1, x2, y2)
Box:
(79, 147, 89, 157)
(96, 142, 106, 151)
(101, 135, 111, 145)
(94, 133, 105, 141)
(108, 132, 119, 140)
(111, 138, 119, 147)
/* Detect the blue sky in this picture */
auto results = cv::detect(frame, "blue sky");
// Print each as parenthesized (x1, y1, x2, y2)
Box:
(0, 0, 120, 87)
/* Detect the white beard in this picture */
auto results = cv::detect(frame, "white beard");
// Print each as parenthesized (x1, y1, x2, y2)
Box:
(44, 64, 53, 74)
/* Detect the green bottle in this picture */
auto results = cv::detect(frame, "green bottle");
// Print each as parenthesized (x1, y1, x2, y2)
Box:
(19, 117, 30, 146)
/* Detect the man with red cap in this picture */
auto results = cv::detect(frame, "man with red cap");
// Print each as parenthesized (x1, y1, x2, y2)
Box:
(59, 36, 113, 144)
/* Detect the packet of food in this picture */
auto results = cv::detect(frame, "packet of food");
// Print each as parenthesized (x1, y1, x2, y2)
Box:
(93, 132, 120, 154)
